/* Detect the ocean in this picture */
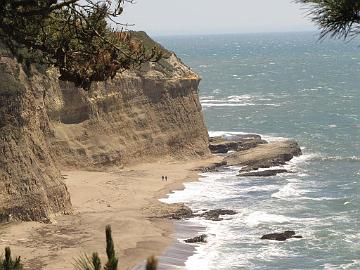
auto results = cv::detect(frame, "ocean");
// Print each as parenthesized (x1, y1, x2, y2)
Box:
(155, 32, 360, 270)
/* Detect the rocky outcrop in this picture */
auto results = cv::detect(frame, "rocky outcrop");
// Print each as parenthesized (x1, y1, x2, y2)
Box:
(147, 205, 237, 222)
(144, 203, 194, 220)
(184, 234, 207, 243)
(197, 209, 237, 221)
(209, 134, 266, 154)
(198, 160, 228, 172)
(225, 140, 302, 169)
(207, 135, 302, 176)
(261, 231, 303, 241)
(0, 34, 210, 221)
(238, 169, 289, 177)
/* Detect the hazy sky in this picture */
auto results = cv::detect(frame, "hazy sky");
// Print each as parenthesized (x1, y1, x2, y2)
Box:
(119, 0, 316, 36)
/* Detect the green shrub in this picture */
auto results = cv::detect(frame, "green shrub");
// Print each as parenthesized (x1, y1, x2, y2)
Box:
(0, 247, 23, 270)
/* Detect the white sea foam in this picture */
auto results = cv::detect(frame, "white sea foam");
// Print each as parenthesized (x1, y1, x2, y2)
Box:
(208, 131, 288, 143)
(160, 170, 239, 207)
(202, 103, 256, 107)
(325, 260, 360, 270)
(302, 196, 343, 201)
(227, 94, 253, 101)
(321, 156, 360, 162)
(200, 95, 214, 100)
(200, 94, 284, 108)
(271, 183, 304, 199)
(244, 211, 291, 227)
(287, 153, 322, 166)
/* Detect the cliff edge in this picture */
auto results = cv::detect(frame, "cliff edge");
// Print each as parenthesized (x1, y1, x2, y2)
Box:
(0, 33, 210, 221)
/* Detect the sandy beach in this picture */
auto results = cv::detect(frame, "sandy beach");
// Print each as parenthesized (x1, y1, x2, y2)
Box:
(0, 156, 220, 270)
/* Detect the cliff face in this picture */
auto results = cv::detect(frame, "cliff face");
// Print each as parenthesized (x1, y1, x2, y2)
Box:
(0, 39, 209, 221)
(47, 54, 209, 168)
(0, 57, 72, 222)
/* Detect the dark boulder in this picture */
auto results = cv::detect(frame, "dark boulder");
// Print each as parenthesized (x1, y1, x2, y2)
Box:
(209, 140, 238, 154)
(170, 206, 194, 220)
(261, 231, 302, 241)
(198, 209, 236, 221)
(200, 160, 227, 172)
(184, 234, 207, 243)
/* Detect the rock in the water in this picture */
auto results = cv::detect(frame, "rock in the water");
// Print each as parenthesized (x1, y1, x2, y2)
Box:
(198, 209, 236, 221)
(226, 140, 302, 168)
(209, 140, 238, 154)
(261, 231, 302, 241)
(199, 161, 227, 172)
(184, 234, 207, 243)
(209, 135, 267, 154)
(225, 134, 262, 141)
(170, 206, 193, 220)
(238, 169, 289, 177)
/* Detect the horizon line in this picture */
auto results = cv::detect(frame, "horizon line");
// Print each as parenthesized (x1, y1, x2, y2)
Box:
(150, 29, 319, 38)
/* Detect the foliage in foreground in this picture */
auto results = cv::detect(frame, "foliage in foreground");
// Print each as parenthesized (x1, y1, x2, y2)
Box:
(0, 0, 163, 89)
(1, 225, 157, 270)
(0, 247, 23, 270)
(73, 225, 158, 270)
(296, 0, 360, 40)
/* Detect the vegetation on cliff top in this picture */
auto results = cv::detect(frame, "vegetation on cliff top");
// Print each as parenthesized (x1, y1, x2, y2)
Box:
(0, 0, 163, 89)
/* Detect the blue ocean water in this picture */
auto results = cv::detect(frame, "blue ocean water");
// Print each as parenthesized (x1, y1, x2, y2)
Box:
(156, 32, 360, 270)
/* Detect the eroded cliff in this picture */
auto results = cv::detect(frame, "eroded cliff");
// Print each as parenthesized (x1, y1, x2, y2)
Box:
(0, 35, 210, 221)
(0, 56, 72, 222)
(47, 54, 209, 168)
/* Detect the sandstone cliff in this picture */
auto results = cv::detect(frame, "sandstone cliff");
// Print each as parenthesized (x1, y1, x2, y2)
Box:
(0, 56, 72, 222)
(0, 34, 210, 221)
(47, 54, 209, 168)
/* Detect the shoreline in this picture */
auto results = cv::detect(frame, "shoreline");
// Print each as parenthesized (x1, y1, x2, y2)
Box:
(0, 156, 221, 270)
(0, 136, 302, 270)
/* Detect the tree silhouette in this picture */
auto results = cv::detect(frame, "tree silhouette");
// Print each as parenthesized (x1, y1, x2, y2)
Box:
(0, 0, 162, 89)
(296, 0, 360, 40)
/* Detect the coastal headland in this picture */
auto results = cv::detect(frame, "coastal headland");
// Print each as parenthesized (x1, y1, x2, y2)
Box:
(0, 136, 301, 270)
(0, 33, 302, 269)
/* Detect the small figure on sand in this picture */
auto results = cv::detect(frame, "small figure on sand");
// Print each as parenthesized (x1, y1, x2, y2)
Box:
(162, 176, 164, 181)
(165, 176, 168, 181)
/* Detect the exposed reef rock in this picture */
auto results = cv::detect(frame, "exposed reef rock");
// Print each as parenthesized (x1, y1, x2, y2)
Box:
(0, 33, 210, 221)
(207, 135, 302, 176)
(261, 231, 303, 241)
(185, 234, 207, 243)
(144, 203, 194, 220)
(209, 134, 267, 154)
(197, 209, 237, 221)
(146, 204, 237, 222)
(238, 169, 289, 177)
(198, 160, 228, 172)
(225, 140, 302, 168)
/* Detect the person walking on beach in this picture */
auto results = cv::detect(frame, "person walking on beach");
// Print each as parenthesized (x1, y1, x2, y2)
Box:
(162, 176, 164, 181)
(165, 176, 168, 181)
